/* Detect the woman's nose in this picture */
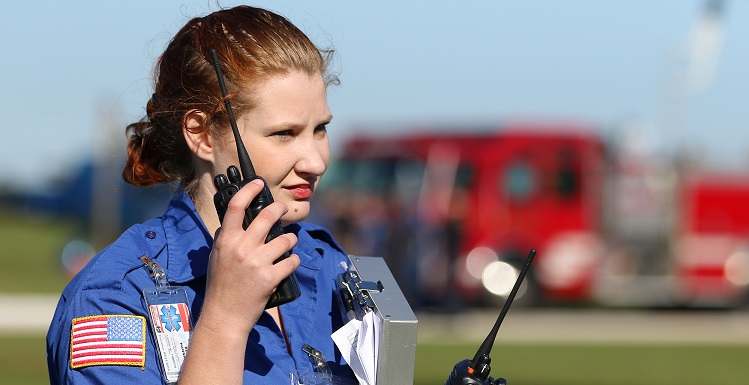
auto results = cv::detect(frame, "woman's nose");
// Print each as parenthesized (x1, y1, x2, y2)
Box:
(295, 138, 328, 176)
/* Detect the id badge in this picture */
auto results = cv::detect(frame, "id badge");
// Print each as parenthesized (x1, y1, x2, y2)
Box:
(143, 286, 192, 384)
(140, 255, 192, 384)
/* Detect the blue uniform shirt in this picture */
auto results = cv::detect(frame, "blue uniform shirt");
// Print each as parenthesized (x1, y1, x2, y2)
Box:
(47, 190, 356, 384)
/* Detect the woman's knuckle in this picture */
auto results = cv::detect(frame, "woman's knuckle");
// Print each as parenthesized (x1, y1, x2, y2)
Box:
(255, 207, 275, 223)
(227, 199, 245, 212)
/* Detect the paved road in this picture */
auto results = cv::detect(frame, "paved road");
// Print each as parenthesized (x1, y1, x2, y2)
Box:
(0, 294, 59, 334)
(4, 294, 749, 345)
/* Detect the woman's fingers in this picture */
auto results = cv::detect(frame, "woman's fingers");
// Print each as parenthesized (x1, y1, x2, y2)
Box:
(274, 252, 301, 278)
(260, 233, 298, 264)
(221, 179, 290, 249)
(221, 179, 266, 231)
(213, 177, 298, 269)
(209, 177, 299, 309)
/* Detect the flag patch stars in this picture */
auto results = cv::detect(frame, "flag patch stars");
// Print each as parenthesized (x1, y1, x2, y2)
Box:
(70, 315, 146, 369)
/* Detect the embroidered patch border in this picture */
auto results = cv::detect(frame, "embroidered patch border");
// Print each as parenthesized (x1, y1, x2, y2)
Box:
(70, 314, 146, 370)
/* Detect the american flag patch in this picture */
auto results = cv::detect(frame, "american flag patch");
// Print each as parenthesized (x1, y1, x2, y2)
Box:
(70, 315, 146, 369)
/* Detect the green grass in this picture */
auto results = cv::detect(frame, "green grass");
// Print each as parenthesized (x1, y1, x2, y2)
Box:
(2, 212, 748, 384)
(0, 211, 80, 293)
(0, 335, 49, 385)
(415, 343, 749, 385)
(7, 334, 747, 385)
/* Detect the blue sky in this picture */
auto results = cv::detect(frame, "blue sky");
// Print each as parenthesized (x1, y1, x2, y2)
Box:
(2, 1, 748, 189)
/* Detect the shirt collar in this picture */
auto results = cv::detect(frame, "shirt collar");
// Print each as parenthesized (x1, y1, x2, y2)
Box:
(156, 191, 343, 284)
(160, 189, 213, 284)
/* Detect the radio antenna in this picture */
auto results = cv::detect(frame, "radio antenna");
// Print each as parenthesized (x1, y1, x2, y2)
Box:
(468, 249, 536, 378)
(209, 48, 256, 178)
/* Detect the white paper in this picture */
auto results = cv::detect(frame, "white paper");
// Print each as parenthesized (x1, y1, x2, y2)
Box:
(357, 312, 380, 385)
(332, 311, 383, 385)
(332, 318, 368, 385)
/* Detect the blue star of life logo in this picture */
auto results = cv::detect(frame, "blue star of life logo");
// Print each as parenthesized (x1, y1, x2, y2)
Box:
(160, 305, 182, 332)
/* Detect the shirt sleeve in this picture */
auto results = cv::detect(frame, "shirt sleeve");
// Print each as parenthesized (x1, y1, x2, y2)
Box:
(47, 275, 166, 384)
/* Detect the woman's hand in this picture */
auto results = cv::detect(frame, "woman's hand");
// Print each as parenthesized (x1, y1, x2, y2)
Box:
(179, 179, 300, 385)
(203, 178, 301, 334)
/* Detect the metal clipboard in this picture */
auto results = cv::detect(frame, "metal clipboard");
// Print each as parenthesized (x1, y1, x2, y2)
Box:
(336, 256, 418, 385)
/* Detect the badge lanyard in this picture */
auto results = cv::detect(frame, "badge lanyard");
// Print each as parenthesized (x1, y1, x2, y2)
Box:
(141, 256, 193, 385)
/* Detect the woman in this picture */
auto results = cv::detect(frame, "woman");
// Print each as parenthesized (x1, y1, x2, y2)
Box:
(47, 5, 356, 384)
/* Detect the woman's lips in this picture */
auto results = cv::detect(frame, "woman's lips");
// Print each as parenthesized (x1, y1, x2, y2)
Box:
(285, 184, 313, 199)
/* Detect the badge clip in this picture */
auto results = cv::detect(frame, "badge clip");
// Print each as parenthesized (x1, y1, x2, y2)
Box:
(141, 255, 169, 287)
(303, 344, 332, 377)
(140, 255, 192, 384)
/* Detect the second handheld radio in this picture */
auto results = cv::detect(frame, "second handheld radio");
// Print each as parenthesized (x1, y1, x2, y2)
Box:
(209, 48, 301, 309)
(445, 249, 536, 385)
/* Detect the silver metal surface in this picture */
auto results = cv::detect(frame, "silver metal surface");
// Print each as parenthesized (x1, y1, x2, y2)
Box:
(347, 256, 418, 385)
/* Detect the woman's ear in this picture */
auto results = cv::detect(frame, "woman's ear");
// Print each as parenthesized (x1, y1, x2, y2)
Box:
(182, 110, 214, 162)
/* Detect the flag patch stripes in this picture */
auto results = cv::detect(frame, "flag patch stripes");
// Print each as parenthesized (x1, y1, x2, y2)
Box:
(70, 315, 146, 369)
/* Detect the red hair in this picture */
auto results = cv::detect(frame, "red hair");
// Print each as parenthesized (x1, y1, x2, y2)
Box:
(122, 5, 336, 195)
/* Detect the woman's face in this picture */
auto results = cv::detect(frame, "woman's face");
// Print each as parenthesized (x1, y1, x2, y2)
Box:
(213, 71, 332, 224)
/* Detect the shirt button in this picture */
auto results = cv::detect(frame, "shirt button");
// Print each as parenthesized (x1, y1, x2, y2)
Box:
(146, 231, 156, 239)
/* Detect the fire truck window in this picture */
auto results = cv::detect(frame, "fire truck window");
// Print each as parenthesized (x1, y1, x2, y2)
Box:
(351, 160, 396, 192)
(319, 159, 354, 189)
(555, 150, 579, 199)
(394, 159, 425, 199)
(503, 161, 537, 202)
(394, 159, 425, 188)
(455, 165, 474, 189)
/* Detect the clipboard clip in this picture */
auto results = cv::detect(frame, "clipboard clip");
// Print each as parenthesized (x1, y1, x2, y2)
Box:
(338, 269, 384, 315)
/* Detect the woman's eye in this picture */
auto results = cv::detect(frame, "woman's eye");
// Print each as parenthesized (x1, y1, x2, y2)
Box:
(272, 129, 293, 137)
(314, 124, 328, 134)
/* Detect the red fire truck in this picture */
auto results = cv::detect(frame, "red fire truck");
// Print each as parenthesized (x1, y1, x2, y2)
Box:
(316, 121, 749, 308)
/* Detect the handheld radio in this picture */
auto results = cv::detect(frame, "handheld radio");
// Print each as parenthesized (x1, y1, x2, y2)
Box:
(209, 48, 301, 309)
(445, 249, 536, 385)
